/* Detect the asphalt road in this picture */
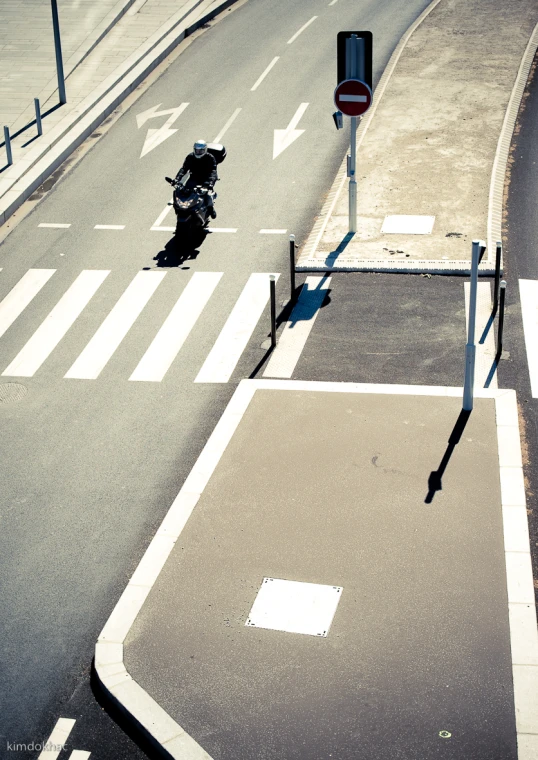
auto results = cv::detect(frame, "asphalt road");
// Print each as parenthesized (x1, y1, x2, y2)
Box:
(0, 0, 434, 757)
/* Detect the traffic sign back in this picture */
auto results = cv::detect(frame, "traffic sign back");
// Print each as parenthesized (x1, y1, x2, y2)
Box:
(337, 31, 372, 87)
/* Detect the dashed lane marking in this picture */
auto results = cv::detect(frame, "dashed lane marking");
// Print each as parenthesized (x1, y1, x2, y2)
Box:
(2, 271, 109, 378)
(94, 225, 125, 230)
(263, 276, 330, 378)
(251, 57, 280, 91)
(287, 16, 318, 45)
(151, 204, 173, 229)
(129, 272, 222, 382)
(37, 717, 76, 759)
(65, 271, 165, 380)
(213, 107, 242, 143)
(519, 279, 538, 397)
(68, 752, 91, 759)
(259, 229, 287, 234)
(0, 269, 56, 339)
(38, 223, 71, 229)
(195, 273, 280, 383)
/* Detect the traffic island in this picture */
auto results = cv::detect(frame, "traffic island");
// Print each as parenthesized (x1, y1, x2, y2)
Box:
(97, 380, 538, 760)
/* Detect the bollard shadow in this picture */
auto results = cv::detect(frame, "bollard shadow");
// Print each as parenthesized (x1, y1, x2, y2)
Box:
(424, 409, 471, 503)
(248, 294, 303, 378)
(286, 276, 332, 329)
(478, 307, 496, 344)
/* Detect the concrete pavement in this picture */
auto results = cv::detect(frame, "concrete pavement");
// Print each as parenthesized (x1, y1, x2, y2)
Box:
(97, 380, 538, 759)
(296, 0, 538, 273)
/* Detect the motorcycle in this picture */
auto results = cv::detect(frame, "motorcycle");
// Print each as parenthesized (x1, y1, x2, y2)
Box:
(165, 142, 227, 250)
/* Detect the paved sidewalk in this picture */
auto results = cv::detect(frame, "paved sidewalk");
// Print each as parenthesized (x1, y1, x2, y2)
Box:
(0, 0, 235, 225)
(0, 0, 137, 135)
(97, 381, 538, 759)
(297, 0, 538, 273)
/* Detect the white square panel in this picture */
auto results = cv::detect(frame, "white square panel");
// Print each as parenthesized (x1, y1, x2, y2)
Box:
(381, 215, 435, 234)
(245, 578, 342, 637)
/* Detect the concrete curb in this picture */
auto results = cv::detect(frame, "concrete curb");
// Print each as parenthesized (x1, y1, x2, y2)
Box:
(487, 22, 538, 267)
(95, 379, 538, 759)
(0, 0, 236, 229)
(296, 7, 538, 276)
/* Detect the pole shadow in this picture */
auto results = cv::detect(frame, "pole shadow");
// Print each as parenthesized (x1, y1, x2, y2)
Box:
(424, 409, 471, 503)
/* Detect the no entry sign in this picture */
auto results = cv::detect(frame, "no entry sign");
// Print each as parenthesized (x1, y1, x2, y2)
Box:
(334, 78, 372, 117)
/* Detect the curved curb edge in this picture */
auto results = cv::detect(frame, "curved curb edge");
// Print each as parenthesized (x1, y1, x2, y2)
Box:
(297, 0, 444, 266)
(487, 22, 538, 266)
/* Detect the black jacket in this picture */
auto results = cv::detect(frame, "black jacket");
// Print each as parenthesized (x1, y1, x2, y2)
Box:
(176, 152, 217, 186)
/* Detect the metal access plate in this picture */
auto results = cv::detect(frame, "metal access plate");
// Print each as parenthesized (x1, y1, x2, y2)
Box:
(381, 215, 435, 234)
(245, 578, 343, 637)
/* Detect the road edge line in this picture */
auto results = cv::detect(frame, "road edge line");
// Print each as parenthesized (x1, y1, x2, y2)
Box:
(487, 22, 538, 267)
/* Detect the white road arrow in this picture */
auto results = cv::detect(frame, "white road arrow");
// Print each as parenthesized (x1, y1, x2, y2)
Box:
(273, 102, 309, 159)
(136, 103, 189, 158)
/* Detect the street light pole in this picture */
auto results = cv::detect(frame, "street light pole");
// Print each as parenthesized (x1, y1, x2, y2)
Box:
(50, 0, 66, 105)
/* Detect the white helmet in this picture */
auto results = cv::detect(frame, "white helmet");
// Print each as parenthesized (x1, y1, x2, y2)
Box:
(193, 139, 207, 158)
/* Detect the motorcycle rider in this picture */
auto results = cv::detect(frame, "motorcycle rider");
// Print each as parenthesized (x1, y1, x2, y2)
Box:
(175, 139, 217, 219)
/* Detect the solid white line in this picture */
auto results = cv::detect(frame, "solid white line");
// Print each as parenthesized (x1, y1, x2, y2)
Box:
(37, 717, 76, 759)
(38, 223, 71, 229)
(94, 225, 125, 230)
(2, 271, 109, 378)
(150, 226, 176, 232)
(0, 269, 56, 339)
(259, 229, 287, 234)
(464, 281, 497, 389)
(129, 272, 222, 382)
(287, 16, 317, 45)
(208, 228, 238, 233)
(519, 279, 538, 397)
(250, 57, 280, 91)
(65, 271, 165, 380)
(263, 276, 330, 378)
(213, 108, 242, 144)
(195, 273, 279, 383)
(328, 0, 339, 5)
(152, 205, 173, 229)
(68, 753, 91, 760)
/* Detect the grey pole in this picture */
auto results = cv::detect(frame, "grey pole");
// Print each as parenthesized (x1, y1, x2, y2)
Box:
(463, 240, 481, 411)
(345, 35, 364, 235)
(493, 241, 502, 312)
(50, 0, 66, 105)
(3, 126, 13, 166)
(497, 280, 507, 353)
(34, 98, 43, 136)
(289, 234, 296, 299)
(270, 275, 277, 348)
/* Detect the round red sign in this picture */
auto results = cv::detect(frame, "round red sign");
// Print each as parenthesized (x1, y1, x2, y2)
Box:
(334, 79, 372, 117)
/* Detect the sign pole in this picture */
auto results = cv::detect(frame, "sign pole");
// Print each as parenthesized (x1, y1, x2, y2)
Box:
(345, 35, 364, 235)
(50, 0, 66, 105)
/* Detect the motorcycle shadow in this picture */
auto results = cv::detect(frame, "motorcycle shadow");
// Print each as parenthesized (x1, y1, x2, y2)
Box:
(153, 234, 205, 268)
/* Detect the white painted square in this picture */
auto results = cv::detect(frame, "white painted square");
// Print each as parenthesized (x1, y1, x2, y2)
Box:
(245, 578, 342, 636)
(381, 215, 435, 234)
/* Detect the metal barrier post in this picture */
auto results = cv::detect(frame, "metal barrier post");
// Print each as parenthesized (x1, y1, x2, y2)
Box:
(34, 98, 43, 136)
(289, 234, 296, 299)
(463, 240, 481, 411)
(497, 280, 506, 353)
(270, 275, 277, 348)
(3, 126, 13, 166)
(50, 0, 66, 104)
(493, 241, 502, 312)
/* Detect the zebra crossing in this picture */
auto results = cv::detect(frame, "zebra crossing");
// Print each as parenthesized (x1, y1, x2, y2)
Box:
(0, 268, 279, 383)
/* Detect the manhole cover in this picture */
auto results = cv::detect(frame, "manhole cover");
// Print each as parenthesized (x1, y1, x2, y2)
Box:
(0, 383, 28, 403)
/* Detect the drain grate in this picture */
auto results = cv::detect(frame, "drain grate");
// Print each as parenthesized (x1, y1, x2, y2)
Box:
(0, 383, 28, 403)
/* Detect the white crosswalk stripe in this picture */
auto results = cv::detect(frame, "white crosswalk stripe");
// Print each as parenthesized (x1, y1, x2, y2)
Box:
(519, 279, 538, 398)
(129, 271, 222, 382)
(195, 273, 279, 383)
(65, 271, 165, 380)
(0, 269, 292, 383)
(0, 268, 55, 339)
(2, 271, 109, 378)
(264, 276, 330, 378)
(37, 717, 76, 759)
